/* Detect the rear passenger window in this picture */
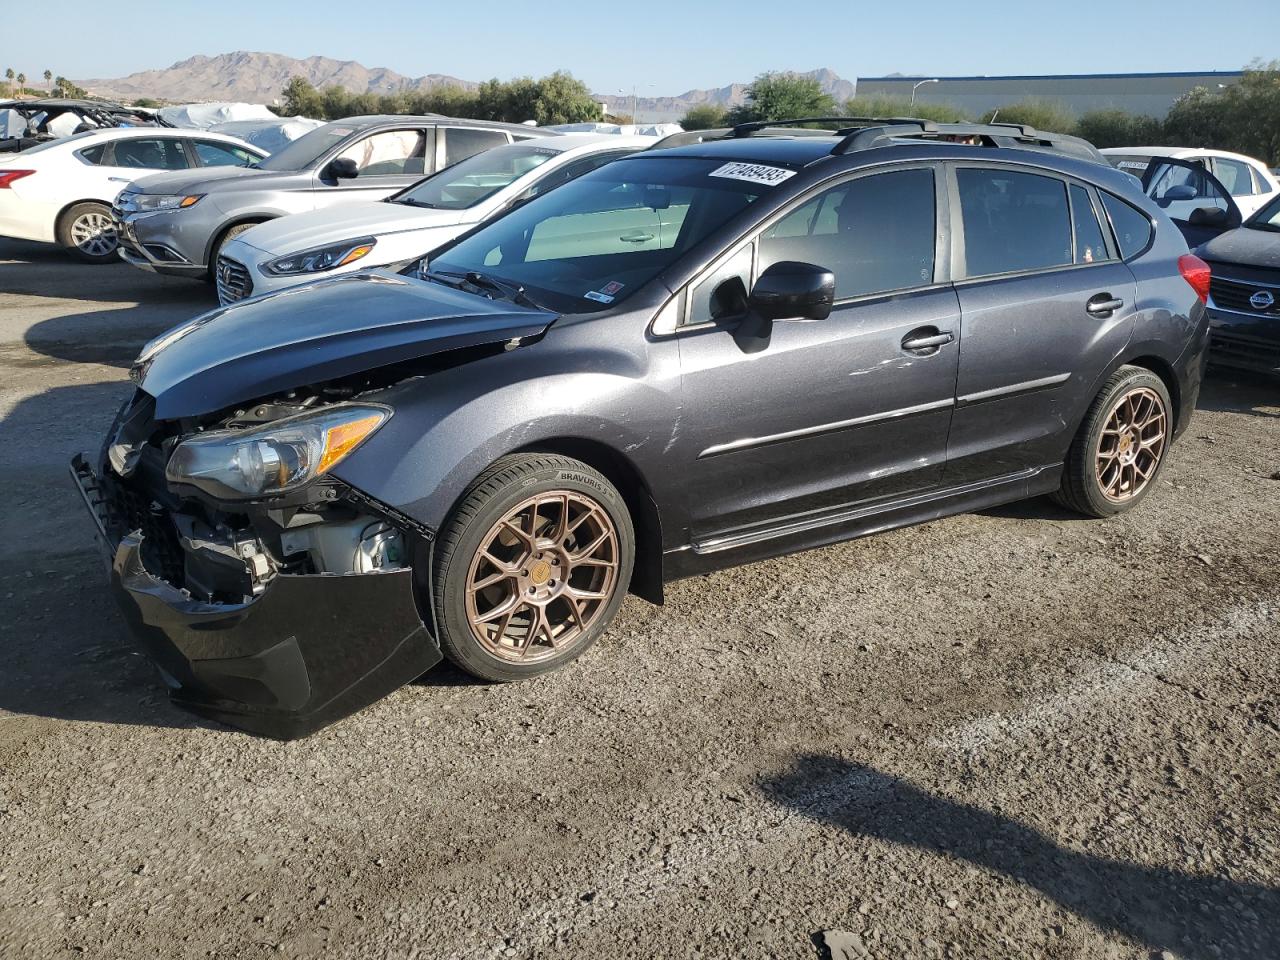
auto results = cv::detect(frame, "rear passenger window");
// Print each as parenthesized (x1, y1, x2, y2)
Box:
(443, 128, 509, 167)
(1100, 192, 1154, 260)
(957, 168, 1072, 277)
(758, 168, 936, 299)
(1070, 185, 1109, 264)
(1214, 158, 1254, 197)
(77, 144, 107, 165)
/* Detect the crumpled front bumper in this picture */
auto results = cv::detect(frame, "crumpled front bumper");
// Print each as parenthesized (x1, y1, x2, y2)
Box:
(70, 454, 442, 739)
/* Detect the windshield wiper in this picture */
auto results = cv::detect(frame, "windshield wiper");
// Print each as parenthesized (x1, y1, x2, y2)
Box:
(425, 269, 544, 309)
(463, 271, 545, 310)
(394, 196, 436, 208)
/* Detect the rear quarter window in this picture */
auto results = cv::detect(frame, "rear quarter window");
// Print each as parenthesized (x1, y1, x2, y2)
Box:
(76, 143, 107, 165)
(1099, 192, 1154, 260)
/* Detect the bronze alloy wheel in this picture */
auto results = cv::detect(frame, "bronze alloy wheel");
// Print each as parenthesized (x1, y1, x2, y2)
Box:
(1095, 386, 1168, 503)
(464, 491, 620, 663)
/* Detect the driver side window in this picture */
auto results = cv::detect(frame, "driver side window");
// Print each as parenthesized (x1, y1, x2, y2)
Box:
(337, 129, 428, 177)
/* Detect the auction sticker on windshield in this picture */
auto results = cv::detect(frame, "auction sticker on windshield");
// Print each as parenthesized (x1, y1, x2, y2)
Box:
(709, 162, 796, 186)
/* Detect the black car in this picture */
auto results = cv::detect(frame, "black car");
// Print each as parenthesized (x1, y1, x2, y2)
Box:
(72, 118, 1212, 738)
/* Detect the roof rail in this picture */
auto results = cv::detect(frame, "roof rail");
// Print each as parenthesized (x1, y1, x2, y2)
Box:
(833, 121, 1103, 162)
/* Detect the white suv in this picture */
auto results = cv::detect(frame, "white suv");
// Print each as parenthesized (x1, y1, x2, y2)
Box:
(1102, 146, 1280, 218)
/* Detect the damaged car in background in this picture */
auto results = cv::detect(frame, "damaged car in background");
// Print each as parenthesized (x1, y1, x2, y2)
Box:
(73, 117, 1210, 739)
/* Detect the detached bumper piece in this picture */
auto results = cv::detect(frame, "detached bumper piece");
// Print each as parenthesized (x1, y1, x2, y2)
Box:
(71, 455, 442, 739)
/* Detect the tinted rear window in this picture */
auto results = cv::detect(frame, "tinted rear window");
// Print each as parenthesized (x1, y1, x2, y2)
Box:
(1100, 192, 1154, 260)
(957, 167, 1072, 278)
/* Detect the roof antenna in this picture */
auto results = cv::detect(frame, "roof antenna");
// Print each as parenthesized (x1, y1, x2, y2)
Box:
(989, 109, 1000, 123)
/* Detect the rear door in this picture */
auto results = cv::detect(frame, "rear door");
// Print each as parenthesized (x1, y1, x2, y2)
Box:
(1140, 157, 1241, 246)
(675, 164, 960, 542)
(944, 162, 1139, 484)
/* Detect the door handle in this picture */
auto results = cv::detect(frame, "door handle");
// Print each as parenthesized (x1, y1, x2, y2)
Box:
(1086, 293, 1125, 316)
(901, 329, 955, 354)
(619, 231, 655, 243)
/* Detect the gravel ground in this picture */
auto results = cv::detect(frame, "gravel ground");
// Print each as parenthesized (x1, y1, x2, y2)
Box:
(1, 238, 1277, 960)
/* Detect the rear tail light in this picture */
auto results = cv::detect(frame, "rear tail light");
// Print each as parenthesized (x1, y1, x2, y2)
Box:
(1178, 253, 1211, 304)
(0, 169, 35, 189)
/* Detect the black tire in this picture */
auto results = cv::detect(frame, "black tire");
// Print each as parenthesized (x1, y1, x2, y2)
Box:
(56, 202, 118, 263)
(1053, 365, 1173, 518)
(206, 221, 261, 282)
(433, 453, 635, 682)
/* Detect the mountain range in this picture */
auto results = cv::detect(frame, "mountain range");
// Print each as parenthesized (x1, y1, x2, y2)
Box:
(80, 52, 858, 120)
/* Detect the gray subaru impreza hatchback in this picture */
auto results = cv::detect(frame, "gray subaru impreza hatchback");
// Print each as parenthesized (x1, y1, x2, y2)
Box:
(73, 118, 1211, 738)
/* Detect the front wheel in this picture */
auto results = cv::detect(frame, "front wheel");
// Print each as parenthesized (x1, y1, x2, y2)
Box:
(1054, 365, 1172, 518)
(57, 202, 118, 263)
(432, 454, 635, 682)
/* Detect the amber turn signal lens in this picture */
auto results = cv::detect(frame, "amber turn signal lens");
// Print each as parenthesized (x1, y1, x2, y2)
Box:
(318, 413, 386, 474)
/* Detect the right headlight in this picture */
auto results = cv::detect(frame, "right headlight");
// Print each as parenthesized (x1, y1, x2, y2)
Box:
(165, 404, 392, 500)
(263, 237, 377, 276)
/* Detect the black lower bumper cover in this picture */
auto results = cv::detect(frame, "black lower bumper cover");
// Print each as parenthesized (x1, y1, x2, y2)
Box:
(1207, 308, 1280, 375)
(74, 457, 442, 739)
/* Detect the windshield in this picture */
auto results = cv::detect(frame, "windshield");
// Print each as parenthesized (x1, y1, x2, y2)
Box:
(1247, 193, 1280, 231)
(396, 144, 561, 210)
(428, 156, 773, 313)
(255, 121, 367, 171)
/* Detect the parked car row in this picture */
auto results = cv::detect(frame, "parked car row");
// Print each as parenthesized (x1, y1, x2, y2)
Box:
(61, 115, 1272, 739)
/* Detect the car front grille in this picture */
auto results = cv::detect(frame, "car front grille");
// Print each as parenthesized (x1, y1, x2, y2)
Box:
(215, 255, 253, 304)
(1210, 331, 1280, 371)
(1208, 276, 1280, 318)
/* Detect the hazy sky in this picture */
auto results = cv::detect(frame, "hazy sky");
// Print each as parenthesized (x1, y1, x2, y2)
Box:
(6, 0, 1276, 95)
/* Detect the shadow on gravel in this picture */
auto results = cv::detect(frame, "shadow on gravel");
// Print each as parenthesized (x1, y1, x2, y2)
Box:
(764, 756, 1279, 960)
(1198, 368, 1280, 420)
(21, 302, 203, 367)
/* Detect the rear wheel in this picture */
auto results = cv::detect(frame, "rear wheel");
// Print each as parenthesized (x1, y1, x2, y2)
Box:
(1054, 366, 1172, 518)
(57, 202, 118, 263)
(433, 454, 635, 682)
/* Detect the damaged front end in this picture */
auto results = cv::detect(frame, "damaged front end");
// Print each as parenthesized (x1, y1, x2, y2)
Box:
(71, 387, 442, 739)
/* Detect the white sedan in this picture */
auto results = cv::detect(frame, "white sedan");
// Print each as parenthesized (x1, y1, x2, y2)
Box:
(1102, 146, 1280, 219)
(0, 127, 266, 262)
(215, 135, 654, 304)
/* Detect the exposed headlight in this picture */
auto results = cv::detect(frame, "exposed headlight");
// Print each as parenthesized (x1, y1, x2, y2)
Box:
(264, 237, 377, 276)
(165, 404, 391, 500)
(132, 193, 203, 212)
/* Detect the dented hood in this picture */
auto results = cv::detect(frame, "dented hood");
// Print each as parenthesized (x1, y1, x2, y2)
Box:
(135, 271, 555, 419)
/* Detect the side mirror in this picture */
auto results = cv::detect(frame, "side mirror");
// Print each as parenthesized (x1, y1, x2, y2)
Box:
(327, 157, 359, 180)
(1162, 184, 1197, 202)
(733, 261, 835, 353)
(748, 261, 836, 321)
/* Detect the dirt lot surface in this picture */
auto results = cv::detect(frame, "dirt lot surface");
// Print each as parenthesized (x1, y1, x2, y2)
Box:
(1, 238, 1278, 960)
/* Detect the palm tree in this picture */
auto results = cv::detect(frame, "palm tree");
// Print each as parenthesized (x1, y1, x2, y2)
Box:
(4, 69, 13, 98)
(16, 73, 26, 97)
(43, 69, 52, 94)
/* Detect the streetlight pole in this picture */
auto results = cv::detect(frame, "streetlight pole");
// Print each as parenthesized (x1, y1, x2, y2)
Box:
(910, 78, 939, 106)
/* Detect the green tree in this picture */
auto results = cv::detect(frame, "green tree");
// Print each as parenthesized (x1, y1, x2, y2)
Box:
(4, 68, 13, 98)
(981, 99, 1077, 134)
(843, 94, 968, 123)
(43, 69, 52, 93)
(55, 76, 87, 98)
(132, 97, 160, 109)
(16, 73, 25, 97)
(726, 72, 837, 125)
(281, 76, 325, 117)
(1164, 62, 1280, 165)
(679, 104, 728, 131)
(1075, 109, 1163, 149)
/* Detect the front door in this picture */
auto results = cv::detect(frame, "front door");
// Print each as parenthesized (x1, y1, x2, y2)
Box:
(944, 163, 1139, 483)
(675, 165, 960, 544)
(308, 127, 434, 210)
(1141, 157, 1241, 247)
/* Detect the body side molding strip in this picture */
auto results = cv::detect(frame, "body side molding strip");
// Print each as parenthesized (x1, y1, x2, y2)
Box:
(697, 397, 955, 459)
